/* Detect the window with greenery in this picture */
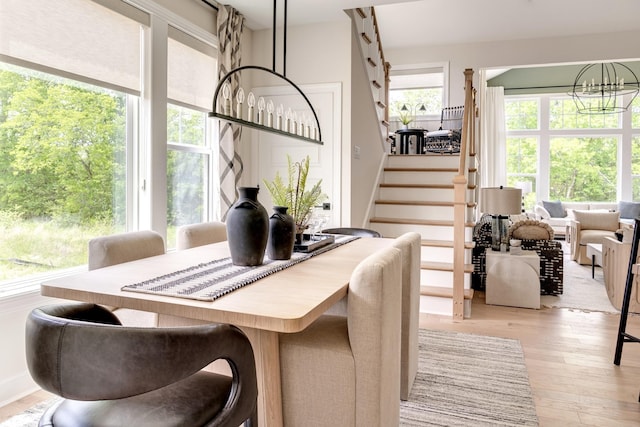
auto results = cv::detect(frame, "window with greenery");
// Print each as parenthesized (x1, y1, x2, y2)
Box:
(0, 0, 219, 293)
(549, 97, 620, 129)
(388, 68, 445, 128)
(0, 64, 129, 281)
(550, 137, 617, 201)
(632, 136, 640, 200)
(505, 98, 539, 130)
(506, 137, 538, 210)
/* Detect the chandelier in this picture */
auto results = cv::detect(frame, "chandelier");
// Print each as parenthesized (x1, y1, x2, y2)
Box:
(569, 62, 639, 114)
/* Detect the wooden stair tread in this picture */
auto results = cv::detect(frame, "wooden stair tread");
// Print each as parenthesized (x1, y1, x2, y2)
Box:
(420, 261, 474, 273)
(370, 217, 475, 227)
(421, 239, 474, 249)
(421, 286, 474, 300)
(384, 167, 458, 172)
(379, 183, 454, 189)
(375, 200, 475, 207)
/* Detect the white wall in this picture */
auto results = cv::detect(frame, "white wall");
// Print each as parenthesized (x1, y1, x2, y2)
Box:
(241, 19, 356, 224)
(386, 29, 640, 106)
(0, 292, 60, 407)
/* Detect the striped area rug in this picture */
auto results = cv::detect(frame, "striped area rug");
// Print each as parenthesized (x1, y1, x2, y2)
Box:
(401, 329, 538, 426)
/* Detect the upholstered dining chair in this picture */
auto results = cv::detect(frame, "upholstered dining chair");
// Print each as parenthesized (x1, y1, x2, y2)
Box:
(321, 227, 382, 237)
(26, 303, 258, 427)
(177, 221, 227, 250)
(279, 245, 402, 426)
(88, 230, 165, 326)
(392, 232, 421, 400)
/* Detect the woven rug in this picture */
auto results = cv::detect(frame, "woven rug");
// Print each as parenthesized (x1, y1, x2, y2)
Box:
(401, 329, 538, 426)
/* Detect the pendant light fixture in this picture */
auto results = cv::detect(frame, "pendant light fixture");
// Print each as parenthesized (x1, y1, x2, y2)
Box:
(209, 0, 323, 144)
(569, 62, 639, 114)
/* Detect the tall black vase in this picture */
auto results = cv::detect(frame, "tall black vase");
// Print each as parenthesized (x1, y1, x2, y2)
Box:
(226, 187, 268, 266)
(267, 206, 295, 260)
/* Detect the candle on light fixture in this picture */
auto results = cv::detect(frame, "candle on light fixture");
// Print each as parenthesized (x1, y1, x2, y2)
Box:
(267, 100, 274, 127)
(221, 82, 231, 115)
(236, 88, 244, 120)
(247, 92, 256, 122)
(285, 108, 292, 132)
(276, 104, 284, 130)
(292, 111, 298, 135)
(257, 97, 266, 125)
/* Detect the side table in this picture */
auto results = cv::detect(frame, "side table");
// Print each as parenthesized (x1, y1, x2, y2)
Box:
(486, 249, 540, 309)
(586, 243, 602, 279)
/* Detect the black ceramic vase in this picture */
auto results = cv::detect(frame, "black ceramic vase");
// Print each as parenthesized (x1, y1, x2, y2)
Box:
(226, 187, 268, 266)
(267, 206, 295, 260)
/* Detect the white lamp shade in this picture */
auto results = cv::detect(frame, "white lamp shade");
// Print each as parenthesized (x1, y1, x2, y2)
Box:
(514, 181, 532, 194)
(480, 187, 522, 215)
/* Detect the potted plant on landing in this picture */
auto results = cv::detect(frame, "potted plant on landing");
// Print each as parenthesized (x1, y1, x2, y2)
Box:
(399, 109, 413, 129)
(263, 155, 326, 242)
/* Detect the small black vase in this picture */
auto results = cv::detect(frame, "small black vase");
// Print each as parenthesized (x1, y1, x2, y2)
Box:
(267, 206, 295, 260)
(226, 187, 268, 266)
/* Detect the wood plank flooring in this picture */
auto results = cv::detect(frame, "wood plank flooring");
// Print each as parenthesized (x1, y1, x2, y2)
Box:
(3, 297, 640, 426)
(421, 294, 640, 426)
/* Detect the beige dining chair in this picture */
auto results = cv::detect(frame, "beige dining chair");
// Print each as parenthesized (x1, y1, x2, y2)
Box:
(279, 245, 402, 426)
(324, 232, 421, 400)
(88, 230, 165, 326)
(393, 231, 421, 400)
(176, 221, 227, 250)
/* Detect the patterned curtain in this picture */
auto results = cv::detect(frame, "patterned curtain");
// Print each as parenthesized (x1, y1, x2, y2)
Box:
(217, 5, 245, 220)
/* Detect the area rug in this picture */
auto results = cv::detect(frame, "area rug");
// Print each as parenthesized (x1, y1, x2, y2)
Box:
(0, 398, 57, 427)
(401, 329, 538, 426)
(540, 243, 618, 313)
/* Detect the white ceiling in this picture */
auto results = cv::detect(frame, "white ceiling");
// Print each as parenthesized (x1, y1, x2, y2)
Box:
(220, 0, 640, 49)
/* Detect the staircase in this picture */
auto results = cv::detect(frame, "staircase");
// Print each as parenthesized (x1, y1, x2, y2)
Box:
(369, 154, 477, 318)
(347, 8, 479, 319)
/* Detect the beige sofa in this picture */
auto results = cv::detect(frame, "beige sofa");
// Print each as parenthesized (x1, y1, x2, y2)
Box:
(534, 201, 618, 238)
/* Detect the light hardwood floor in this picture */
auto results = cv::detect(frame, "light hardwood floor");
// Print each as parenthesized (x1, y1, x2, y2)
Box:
(421, 294, 640, 426)
(3, 298, 640, 426)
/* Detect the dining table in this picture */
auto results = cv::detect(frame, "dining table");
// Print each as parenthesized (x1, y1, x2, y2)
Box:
(40, 235, 394, 426)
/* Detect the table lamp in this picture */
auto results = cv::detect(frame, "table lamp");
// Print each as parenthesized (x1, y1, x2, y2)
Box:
(480, 186, 522, 252)
(514, 181, 533, 212)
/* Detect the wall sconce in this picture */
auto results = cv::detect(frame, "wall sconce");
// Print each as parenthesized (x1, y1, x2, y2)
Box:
(480, 186, 522, 252)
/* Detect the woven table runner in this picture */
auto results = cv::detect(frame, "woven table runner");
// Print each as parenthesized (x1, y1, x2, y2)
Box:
(121, 235, 358, 301)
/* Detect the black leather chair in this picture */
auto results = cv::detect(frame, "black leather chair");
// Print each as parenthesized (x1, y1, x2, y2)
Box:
(321, 227, 382, 237)
(25, 303, 258, 427)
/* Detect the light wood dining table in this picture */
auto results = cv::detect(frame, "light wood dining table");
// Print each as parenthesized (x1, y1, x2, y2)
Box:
(40, 236, 394, 426)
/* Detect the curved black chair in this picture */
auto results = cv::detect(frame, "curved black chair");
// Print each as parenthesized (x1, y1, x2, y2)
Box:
(321, 227, 382, 238)
(26, 303, 257, 427)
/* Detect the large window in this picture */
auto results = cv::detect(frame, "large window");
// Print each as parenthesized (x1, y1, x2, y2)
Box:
(506, 94, 640, 205)
(0, 0, 218, 293)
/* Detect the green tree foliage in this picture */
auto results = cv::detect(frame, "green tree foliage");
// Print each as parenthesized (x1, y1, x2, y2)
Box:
(550, 137, 617, 201)
(0, 69, 125, 222)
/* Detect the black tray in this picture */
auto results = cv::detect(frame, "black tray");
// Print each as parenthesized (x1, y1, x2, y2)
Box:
(293, 233, 335, 253)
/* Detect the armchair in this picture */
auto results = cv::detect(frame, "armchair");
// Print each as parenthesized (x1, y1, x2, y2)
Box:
(569, 210, 620, 265)
(25, 303, 258, 427)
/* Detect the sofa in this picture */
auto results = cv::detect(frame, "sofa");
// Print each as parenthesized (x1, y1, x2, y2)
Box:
(534, 201, 618, 238)
(472, 215, 564, 295)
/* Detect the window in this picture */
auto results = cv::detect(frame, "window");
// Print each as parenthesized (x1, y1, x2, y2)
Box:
(505, 93, 634, 205)
(549, 136, 618, 201)
(389, 66, 445, 129)
(0, 0, 218, 293)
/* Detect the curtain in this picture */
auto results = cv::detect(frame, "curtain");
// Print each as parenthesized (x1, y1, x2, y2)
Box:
(217, 5, 245, 220)
(480, 84, 507, 188)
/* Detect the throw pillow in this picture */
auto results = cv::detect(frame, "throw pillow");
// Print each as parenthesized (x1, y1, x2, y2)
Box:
(618, 201, 640, 219)
(542, 200, 565, 218)
(572, 210, 620, 231)
(510, 220, 554, 240)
